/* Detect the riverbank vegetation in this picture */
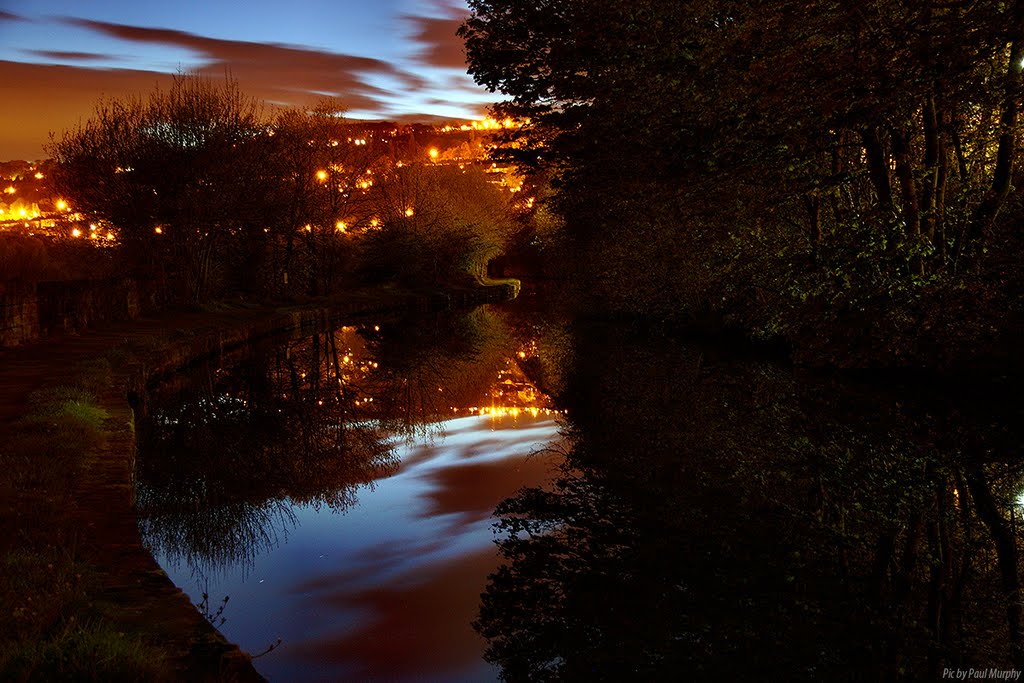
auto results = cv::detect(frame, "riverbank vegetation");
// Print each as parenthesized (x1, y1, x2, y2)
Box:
(0, 361, 171, 681)
(461, 0, 1024, 369)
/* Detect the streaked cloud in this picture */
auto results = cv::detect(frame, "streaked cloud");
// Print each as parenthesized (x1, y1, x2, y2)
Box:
(0, 2, 499, 160)
(25, 49, 110, 62)
(60, 18, 417, 100)
(407, 15, 467, 69)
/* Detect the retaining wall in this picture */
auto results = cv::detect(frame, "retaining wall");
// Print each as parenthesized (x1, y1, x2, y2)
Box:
(0, 277, 162, 347)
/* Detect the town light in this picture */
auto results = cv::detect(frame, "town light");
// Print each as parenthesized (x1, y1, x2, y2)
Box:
(405, 208, 414, 217)
(316, 170, 328, 181)
(429, 148, 439, 159)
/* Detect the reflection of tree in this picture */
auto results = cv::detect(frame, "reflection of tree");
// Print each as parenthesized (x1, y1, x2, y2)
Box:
(137, 332, 397, 578)
(477, 321, 1024, 681)
(362, 306, 514, 436)
(137, 307, 521, 577)
(138, 499, 297, 578)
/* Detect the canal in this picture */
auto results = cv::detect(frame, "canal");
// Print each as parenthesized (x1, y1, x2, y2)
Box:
(136, 298, 1024, 681)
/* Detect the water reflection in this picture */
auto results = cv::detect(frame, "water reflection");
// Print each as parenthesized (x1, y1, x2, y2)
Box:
(477, 319, 1024, 681)
(135, 306, 562, 681)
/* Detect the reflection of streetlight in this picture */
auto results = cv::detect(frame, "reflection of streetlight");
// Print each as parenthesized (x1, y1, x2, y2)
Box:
(429, 148, 438, 160)
(56, 199, 68, 211)
(405, 207, 414, 217)
(71, 228, 81, 237)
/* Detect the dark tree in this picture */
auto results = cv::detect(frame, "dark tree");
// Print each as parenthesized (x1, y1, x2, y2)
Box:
(461, 1, 1024, 364)
(48, 75, 274, 303)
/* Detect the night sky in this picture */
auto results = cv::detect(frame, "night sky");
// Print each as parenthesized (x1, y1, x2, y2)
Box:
(0, 0, 492, 160)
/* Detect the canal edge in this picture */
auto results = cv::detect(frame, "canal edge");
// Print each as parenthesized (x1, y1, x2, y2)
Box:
(78, 283, 518, 681)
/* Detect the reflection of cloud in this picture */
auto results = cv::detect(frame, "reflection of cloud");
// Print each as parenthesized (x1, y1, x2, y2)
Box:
(291, 547, 501, 681)
(0, 11, 23, 22)
(290, 536, 449, 596)
(423, 455, 555, 527)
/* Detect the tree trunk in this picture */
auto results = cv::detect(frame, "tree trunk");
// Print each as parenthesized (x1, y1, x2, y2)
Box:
(965, 466, 1024, 668)
(890, 126, 921, 243)
(922, 96, 941, 246)
(964, 1, 1024, 256)
(861, 127, 894, 214)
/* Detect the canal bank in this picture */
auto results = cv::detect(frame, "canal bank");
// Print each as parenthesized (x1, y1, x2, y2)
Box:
(0, 283, 516, 682)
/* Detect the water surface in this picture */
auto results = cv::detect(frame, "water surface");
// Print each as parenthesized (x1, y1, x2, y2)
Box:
(137, 307, 562, 681)
(138, 301, 1024, 681)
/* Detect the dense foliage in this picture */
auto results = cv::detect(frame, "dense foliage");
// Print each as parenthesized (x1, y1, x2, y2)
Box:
(461, 0, 1024, 367)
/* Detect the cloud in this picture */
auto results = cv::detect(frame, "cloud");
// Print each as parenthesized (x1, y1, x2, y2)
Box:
(59, 18, 426, 105)
(0, 60, 171, 159)
(406, 14, 468, 69)
(0, 12, 494, 159)
(25, 50, 110, 62)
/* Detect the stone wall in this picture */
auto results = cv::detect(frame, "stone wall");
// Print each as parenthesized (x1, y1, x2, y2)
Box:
(0, 277, 160, 347)
(0, 281, 40, 347)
